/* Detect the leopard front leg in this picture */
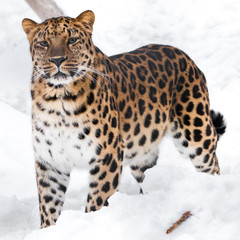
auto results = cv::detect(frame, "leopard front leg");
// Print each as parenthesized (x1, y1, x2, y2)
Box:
(35, 160, 70, 228)
(85, 145, 124, 212)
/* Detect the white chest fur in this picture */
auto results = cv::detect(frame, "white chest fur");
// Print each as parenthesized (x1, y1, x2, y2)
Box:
(33, 114, 97, 172)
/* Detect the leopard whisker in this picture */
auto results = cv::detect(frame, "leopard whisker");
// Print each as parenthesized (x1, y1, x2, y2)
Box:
(70, 68, 101, 88)
(77, 65, 114, 87)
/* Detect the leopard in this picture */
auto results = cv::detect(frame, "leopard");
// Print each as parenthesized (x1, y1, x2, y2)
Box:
(22, 10, 226, 228)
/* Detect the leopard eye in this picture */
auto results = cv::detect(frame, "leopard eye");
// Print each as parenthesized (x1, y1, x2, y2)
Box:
(67, 38, 78, 45)
(39, 41, 48, 47)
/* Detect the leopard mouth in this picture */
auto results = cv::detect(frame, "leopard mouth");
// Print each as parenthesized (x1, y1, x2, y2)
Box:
(53, 71, 69, 79)
(47, 71, 74, 85)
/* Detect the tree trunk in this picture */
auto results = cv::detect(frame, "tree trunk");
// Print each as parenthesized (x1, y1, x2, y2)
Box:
(25, 0, 64, 21)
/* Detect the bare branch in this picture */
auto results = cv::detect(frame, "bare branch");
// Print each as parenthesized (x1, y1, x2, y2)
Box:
(25, 0, 65, 21)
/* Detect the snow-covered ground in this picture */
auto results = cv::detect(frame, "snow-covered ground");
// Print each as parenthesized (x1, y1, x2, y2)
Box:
(0, 0, 240, 239)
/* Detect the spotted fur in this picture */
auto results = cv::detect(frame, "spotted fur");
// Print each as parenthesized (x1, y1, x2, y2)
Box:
(22, 10, 226, 228)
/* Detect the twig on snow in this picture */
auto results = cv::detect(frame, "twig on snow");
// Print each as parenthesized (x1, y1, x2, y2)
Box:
(166, 210, 192, 234)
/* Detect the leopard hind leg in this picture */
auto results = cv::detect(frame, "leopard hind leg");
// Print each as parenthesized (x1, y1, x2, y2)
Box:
(170, 105, 226, 174)
(130, 147, 159, 193)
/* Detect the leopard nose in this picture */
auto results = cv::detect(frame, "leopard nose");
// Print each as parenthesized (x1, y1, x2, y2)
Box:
(49, 56, 68, 67)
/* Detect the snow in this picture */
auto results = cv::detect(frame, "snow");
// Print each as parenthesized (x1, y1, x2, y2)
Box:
(0, 0, 240, 239)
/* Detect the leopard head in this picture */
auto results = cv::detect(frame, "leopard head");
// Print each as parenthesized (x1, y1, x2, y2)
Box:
(22, 10, 96, 85)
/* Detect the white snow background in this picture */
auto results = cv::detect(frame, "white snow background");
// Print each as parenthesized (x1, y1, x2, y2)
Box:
(0, 0, 240, 239)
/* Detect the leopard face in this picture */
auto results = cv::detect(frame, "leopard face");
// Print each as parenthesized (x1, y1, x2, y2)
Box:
(22, 11, 96, 85)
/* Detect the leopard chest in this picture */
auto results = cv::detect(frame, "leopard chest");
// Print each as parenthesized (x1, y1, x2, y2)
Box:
(32, 112, 97, 172)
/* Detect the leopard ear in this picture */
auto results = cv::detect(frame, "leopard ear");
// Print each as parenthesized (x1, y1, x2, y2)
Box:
(22, 18, 38, 34)
(75, 10, 95, 33)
